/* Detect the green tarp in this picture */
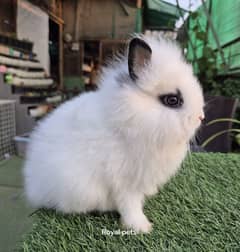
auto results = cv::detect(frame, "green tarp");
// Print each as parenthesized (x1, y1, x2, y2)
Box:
(144, 0, 186, 30)
(187, 0, 240, 74)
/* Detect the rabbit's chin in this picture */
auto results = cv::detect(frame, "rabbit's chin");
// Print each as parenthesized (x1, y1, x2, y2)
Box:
(181, 118, 201, 144)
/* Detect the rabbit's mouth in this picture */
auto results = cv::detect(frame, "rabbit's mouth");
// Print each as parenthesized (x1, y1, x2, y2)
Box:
(189, 135, 205, 152)
(182, 118, 202, 144)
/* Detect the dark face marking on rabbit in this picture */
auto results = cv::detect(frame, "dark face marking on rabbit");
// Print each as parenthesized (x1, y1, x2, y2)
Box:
(128, 38, 152, 81)
(158, 89, 184, 109)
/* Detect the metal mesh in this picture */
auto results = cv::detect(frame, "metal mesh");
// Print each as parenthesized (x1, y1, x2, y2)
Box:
(0, 100, 16, 160)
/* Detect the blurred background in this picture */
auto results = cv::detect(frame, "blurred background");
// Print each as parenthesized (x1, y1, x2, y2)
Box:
(0, 0, 240, 160)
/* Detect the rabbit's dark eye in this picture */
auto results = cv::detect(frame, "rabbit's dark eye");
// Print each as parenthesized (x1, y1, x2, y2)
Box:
(159, 91, 183, 108)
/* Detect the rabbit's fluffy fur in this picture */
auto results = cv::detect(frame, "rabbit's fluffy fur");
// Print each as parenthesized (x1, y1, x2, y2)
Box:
(24, 35, 204, 233)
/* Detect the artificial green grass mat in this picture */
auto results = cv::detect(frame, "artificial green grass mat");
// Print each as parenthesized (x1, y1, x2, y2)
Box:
(19, 153, 240, 251)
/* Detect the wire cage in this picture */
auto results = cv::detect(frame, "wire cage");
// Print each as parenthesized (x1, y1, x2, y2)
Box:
(0, 100, 16, 160)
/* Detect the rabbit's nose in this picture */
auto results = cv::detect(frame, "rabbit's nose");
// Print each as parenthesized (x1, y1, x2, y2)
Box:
(199, 115, 205, 123)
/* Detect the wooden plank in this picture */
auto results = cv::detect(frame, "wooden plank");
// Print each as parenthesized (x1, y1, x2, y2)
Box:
(58, 22, 63, 89)
(7, 76, 53, 87)
(6, 67, 46, 78)
(0, 44, 36, 60)
(0, 55, 42, 68)
(74, 0, 81, 41)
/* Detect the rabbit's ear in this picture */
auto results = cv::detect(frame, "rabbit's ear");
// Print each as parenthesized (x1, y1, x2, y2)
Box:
(128, 38, 152, 81)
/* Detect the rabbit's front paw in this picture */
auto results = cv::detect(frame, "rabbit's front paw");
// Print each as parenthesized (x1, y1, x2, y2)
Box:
(122, 212, 152, 233)
(145, 186, 158, 197)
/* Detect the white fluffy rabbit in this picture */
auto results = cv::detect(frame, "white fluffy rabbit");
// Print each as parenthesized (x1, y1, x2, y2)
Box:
(24, 35, 204, 233)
